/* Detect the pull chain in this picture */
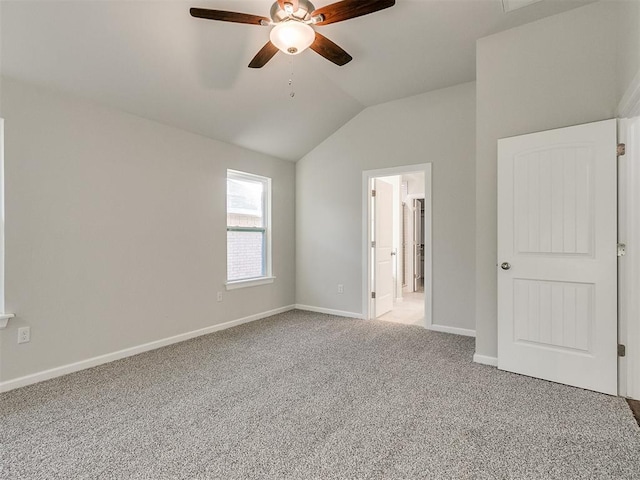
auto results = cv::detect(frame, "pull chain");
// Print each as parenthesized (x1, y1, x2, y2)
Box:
(288, 57, 295, 98)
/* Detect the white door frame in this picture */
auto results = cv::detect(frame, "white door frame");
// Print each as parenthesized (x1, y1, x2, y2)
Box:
(362, 163, 432, 328)
(618, 68, 640, 400)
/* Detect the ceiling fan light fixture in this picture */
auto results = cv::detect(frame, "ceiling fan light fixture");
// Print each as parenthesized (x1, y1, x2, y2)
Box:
(269, 21, 315, 55)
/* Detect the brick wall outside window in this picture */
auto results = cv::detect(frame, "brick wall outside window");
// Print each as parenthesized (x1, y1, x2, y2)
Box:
(227, 230, 264, 281)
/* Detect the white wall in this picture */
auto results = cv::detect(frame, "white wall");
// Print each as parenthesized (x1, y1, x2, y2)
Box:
(0, 78, 296, 383)
(617, 0, 640, 105)
(296, 82, 476, 331)
(403, 174, 425, 197)
(475, 1, 639, 358)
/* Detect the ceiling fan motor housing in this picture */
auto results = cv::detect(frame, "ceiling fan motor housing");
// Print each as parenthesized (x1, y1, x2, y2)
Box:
(270, 0, 315, 23)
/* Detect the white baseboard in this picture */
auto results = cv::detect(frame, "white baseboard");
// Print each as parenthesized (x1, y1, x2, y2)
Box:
(0, 305, 295, 393)
(427, 324, 476, 337)
(295, 304, 364, 319)
(473, 353, 498, 367)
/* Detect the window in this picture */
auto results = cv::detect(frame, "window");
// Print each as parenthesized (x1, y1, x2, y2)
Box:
(0, 118, 14, 329)
(226, 170, 273, 288)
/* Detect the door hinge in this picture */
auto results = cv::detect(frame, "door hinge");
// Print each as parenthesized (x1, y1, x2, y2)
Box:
(371, 292, 376, 299)
(617, 143, 626, 156)
(617, 243, 626, 257)
(371, 189, 376, 197)
(371, 241, 376, 248)
(618, 344, 626, 357)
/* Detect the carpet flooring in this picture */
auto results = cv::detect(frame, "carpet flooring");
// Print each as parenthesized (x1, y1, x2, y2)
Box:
(2, 310, 639, 479)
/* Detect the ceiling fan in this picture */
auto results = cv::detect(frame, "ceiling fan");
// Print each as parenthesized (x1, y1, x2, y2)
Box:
(190, 0, 396, 68)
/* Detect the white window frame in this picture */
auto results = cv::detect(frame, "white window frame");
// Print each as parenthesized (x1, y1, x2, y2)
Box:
(0, 118, 15, 328)
(225, 169, 274, 290)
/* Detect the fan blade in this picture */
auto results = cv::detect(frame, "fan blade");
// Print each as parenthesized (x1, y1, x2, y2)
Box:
(310, 33, 352, 66)
(312, 0, 395, 26)
(248, 42, 279, 68)
(278, 0, 300, 13)
(190, 8, 270, 26)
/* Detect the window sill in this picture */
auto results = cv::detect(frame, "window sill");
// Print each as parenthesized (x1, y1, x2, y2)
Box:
(225, 277, 276, 290)
(0, 313, 16, 329)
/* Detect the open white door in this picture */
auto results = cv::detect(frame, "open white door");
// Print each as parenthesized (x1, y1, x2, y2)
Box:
(374, 179, 393, 317)
(497, 119, 617, 395)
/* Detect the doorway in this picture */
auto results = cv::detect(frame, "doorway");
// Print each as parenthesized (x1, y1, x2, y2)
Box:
(362, 164, 432, 328)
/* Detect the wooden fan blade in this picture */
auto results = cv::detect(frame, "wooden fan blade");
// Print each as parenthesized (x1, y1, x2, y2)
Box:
(310, 33, 352, 66)
(248, 42, 279, 68)
(312, 0, 395, 26)
(190, 8, 270, 26)
(278, 0, 300, 13)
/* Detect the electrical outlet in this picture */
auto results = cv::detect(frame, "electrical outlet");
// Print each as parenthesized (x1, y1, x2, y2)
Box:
(337, 284, 344, 294)
(17, 327, 30, 344)
(217, 291, 223, 302)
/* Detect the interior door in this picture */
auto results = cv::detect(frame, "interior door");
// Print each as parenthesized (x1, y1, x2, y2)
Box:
(497, 119, 617, 395)
(374, 179, 394, 317)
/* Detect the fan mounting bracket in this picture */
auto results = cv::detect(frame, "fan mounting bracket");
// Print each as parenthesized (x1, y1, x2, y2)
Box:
(270, 0, 315, 23)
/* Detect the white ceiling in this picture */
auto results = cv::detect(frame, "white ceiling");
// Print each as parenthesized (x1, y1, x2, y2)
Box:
(0, 0, 594, 161)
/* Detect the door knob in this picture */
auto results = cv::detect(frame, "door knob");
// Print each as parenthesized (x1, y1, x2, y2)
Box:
(500, 262, 511, 270)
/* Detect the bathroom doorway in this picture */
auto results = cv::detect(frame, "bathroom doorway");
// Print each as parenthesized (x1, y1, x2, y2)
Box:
(362, 164, 432, 328)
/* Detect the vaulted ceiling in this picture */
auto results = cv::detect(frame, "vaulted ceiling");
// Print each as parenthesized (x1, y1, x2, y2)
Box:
(0, 0, 594, 161)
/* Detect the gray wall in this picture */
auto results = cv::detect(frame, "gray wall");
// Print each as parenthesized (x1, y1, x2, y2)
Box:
(617, 0, 640, 105)
(475, 1, 639, 358)
(0, 78, 296, 382)
(296, 82, 476, 332)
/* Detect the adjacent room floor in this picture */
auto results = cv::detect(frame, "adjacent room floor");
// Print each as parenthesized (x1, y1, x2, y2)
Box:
(2, 310, 639, 479)
(377, 291, 425, 326)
